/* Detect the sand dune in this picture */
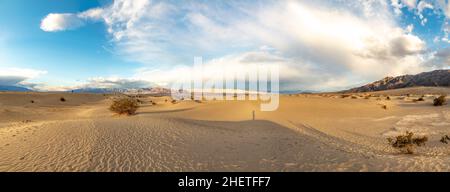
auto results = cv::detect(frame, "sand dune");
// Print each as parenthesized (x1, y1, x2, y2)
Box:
(1, 89, 450, 171)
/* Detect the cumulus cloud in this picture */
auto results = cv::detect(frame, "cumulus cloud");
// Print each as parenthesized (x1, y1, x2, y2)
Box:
(40, 13, 86, 32)
(402, 0, 418, 9)
(391, 0, 434, 25)
(35, 77, 155, 92)
(79, 77, 154, 89)
(0, 68, 47, 88)
(41, 0, 436, 91)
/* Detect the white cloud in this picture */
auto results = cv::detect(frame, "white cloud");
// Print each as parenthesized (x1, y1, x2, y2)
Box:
(391, 0, 404, 15)
(79, 77, 154, 89)
(40, 13, 85, 32)
(402, 0, 418, 9)
(41, 0, 435, 91)
(418, 1, 434, 13)
(0, 68, 47, 88)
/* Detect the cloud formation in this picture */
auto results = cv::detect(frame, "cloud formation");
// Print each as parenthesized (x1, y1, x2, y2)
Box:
(40, 13, 86, 32)
(0, 68, 47, 88)
(40, 0, 443, 91)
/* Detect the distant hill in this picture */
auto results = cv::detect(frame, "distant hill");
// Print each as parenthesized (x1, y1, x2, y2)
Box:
(71, 87, 171, 96)
(0, 85, 32, 92)
(345, 70, 450, 93)
(71, 88, 129, 94)
(280, 90, 316, 94)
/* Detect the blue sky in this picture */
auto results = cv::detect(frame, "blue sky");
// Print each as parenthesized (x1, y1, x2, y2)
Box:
(0, 0, 139, 88)
(1, 0, 450, 91)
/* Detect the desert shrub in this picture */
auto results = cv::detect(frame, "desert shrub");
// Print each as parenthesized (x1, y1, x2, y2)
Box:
(171, 100, 178, 104)
(109, 97, 139, 115)
(440, 135, 450, 144)
(351, 95, 358, 99)
(433, 95, 447, 106)
(381, 105, 387, 110)
(60, 97, 66, 102)
(386, 96, 390, 100)
(413, 97, 425, 102)
(341, 94, 350, 98)
(387, 131, 428, 154)
(195, 100, 202, 103)
(30, 100, 34, 103)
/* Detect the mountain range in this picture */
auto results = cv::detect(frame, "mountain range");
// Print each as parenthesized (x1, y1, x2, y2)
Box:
(345, 69, 450, 93)
(0, 85, 32, 92)
(2, 70, 450, 93)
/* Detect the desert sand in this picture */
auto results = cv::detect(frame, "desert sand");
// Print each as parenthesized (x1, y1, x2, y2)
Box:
(1, 88, 450, 172)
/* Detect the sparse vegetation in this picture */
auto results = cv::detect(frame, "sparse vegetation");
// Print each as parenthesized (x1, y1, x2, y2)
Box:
(351, 95, 358, 99)
(109, 97, 139, 115)
(433, 95, 447, 106)
(440, 135, 450, 144)
(387, 131, 428, 154)
(30, 100, 34, 103)
(341, 94, 350, 98)
(171, 100, 178, 104)
(60, 97, 66, 102)
(413, 97, 425, 102)
(381, 105, 387, 110)
(386, 96, 390, 100)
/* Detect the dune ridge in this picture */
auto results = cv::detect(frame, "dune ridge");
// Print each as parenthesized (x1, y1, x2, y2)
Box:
(1, 89, 450, 171)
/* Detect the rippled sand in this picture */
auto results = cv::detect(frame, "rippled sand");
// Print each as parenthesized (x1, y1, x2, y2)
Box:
(1, 88, 450, 171)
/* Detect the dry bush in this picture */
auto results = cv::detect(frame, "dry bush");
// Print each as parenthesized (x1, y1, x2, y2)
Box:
(60, 97, 66, 102)
(341, 94, 350, 98)
(387, 131, 428, 154)
(109, 97, 139, 115)
(171, 100, 178, 104)
(413, 97, 425, 102)
(381, 105, 387, 110)
(440, 135, 450, 144)
(433, 95, 447, 106)
(386, 96, 390, 100)
(30, 100, 34, 103)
